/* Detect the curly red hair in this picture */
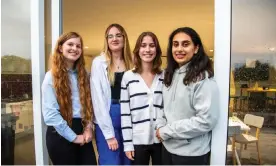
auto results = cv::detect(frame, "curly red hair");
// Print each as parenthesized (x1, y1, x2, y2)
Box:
(51, 32, 93, 127)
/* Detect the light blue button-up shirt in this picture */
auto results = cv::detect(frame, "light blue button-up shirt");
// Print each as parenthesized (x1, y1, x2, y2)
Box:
(41, 70, 81, 142)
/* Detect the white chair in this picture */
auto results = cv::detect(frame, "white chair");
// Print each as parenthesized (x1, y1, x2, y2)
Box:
(228, 125, 242, 165)
(234, 114, 264, 164)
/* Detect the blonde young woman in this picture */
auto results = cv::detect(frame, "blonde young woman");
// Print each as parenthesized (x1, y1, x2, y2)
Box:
(90, 23, 133, 165)
(42, 32, 96, 165)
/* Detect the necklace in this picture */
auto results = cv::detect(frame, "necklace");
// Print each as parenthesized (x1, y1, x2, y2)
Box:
(113, 59, 122, 70)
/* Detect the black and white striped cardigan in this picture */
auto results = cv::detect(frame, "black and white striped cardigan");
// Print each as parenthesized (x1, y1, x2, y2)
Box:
(120, 70, 164, 152)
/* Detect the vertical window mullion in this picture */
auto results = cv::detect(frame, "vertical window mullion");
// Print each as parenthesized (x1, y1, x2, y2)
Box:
(211, 0, 231, 165)
(30, 0, 48, 165)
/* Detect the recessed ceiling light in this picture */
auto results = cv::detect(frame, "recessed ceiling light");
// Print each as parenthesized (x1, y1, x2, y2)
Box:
(209, 49, 214, 52)
(269, 47, 275, 51)
(84, 46, 89, 49)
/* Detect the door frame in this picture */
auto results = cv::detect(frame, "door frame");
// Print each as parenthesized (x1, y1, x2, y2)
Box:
(46, 0, 232, 165)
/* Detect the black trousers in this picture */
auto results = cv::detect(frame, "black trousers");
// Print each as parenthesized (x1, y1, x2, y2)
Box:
(46, 118, 97, 165)
(132, 143, 162, 165)
(162, 145, 210, 165)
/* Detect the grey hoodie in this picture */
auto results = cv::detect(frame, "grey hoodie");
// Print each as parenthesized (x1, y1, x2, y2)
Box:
(156, 63, 219, 156)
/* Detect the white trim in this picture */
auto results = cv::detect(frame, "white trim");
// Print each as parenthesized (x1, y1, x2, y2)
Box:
(211, 0, 231, 164)
(30, 0, 48, 165)
(51, 0, 62, 52)
(0, 0, 2, 98)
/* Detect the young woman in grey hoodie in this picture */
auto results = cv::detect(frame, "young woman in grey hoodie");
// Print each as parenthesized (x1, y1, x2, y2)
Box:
(156, 27, 219, 165)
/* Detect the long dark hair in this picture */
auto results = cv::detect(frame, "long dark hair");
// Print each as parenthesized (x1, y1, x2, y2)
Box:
(133, 31, 162, 74)
(164, 27, 214, 87)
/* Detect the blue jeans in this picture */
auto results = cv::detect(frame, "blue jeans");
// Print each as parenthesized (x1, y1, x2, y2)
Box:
(95, 103, 131, 165)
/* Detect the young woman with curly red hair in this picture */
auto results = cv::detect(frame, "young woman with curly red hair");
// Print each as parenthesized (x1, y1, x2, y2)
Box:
(42, 32, 96, 165)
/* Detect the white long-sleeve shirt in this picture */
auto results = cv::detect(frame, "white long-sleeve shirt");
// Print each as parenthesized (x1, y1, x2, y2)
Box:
(120, 70, 164, 152)
(90, 53, 114, 139)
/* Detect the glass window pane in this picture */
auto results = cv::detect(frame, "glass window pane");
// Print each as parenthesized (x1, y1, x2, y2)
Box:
(1, 0, 35, 164)
(228, 0, 276, 165)
(45, 0, 52, 70)
(44, 0, 52, 164)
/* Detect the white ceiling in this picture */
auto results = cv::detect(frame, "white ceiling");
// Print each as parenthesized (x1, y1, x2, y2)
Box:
(61, 0, 276, 66)
(62, 0, 214, 57)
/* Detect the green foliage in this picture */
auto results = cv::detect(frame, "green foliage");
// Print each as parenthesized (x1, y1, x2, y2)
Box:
(1, 55, 31, 74)
(234, 61, 270, 81)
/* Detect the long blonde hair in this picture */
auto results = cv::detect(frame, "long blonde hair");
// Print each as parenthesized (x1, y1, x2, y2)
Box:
(51, 32, 93, 127)
(103, 23, 133, 85)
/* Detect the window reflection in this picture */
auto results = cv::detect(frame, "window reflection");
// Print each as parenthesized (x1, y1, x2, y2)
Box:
(228, 0, 276, 165)
(1, 0, 35, 164)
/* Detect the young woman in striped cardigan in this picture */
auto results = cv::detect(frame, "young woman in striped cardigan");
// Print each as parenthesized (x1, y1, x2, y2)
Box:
(120, 31, 163, 165)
